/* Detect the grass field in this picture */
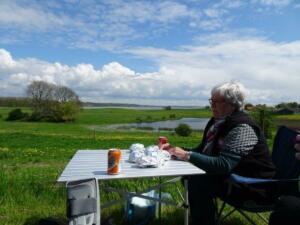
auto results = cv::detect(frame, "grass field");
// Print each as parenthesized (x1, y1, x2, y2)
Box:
(0, 107, 297, 225)
(274, 114, 300, 131)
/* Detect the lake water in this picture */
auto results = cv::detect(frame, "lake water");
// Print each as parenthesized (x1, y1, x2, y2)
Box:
(84, 106, 202, 110)
(107, 117, 210, 131)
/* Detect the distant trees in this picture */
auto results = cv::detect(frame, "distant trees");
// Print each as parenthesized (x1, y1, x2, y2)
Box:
(275, 102, 300, 109)
(26, 81, 81, 122)
(0, 97, 31, 107)
(26, 81, 55, 115)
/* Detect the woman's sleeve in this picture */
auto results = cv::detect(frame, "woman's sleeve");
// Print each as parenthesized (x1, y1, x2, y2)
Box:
(188, 124, 258, 174)
(189, 151, 241, 173)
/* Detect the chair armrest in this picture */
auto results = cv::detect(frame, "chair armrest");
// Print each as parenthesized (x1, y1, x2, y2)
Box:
(229, 174, 278, 184)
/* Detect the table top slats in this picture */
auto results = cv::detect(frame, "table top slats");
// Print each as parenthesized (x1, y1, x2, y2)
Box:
(57, 150, 205, 182)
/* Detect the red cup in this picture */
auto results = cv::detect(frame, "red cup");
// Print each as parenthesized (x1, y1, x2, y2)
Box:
(159, 136, 168, 145)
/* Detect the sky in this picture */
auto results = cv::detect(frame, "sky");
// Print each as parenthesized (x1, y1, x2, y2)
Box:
(0, 0, 300, 106)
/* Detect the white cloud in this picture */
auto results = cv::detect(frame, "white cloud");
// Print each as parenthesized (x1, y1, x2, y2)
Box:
(0, 49, 15, 68)
(259, 0, 292, 6)
(211, 0, 244, 10)
(0, 0, 225, 50)
(128, 35, 300, 105)
(155, 1, 192, 22)
(0, 1, 71, 31)
(0, 1, 193, 42)
(1, 34, 300, 106)
(0, 0, 298, 52)
(100, 1, 192, 24)
(204, 8, 225, 18)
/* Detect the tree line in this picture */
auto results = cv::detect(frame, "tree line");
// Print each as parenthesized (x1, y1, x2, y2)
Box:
(6, 81, 81, 122)
(0, 97, 31, 107)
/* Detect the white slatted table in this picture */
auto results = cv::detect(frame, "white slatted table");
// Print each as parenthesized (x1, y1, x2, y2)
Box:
(57, 150, 205, 225)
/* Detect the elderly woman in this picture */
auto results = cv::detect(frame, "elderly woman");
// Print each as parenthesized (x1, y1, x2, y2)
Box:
(161, 81, 275, 225)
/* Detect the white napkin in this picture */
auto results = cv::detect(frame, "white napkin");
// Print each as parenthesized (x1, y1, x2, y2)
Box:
(129, 143, 145, 152)
(145, 145, 159, 157)
(129, 150, 145, 163)
(136, 155, 163, 168)
(129, 143, 146, 162)
(128, 143, 171, 167)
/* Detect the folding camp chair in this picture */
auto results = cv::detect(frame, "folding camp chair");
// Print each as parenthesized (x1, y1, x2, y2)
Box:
(217, 126, 300, 225)
(66, 178, 100, 225)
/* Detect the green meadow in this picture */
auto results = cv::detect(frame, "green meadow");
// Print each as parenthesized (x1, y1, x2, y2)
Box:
(0, 107, 299, 225)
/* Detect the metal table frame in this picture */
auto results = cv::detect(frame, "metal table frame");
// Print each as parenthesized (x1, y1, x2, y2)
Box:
(58, 150, 205, 225)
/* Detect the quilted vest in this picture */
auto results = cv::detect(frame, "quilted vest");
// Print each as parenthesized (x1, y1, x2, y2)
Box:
(199, 110, 275, 179)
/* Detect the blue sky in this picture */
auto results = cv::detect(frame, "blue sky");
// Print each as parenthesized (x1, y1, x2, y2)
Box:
(1, 0, 300, 106)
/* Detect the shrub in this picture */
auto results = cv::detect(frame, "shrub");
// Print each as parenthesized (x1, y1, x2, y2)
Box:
(53, 101, 80, 122)
(136, 117, 142, 123)
(28, 111, 44, 121)
(169, 114, 176, 119)
(251, 106, 274, 139)
(6, 108, 28, 121)
(175, 123, 192, 137)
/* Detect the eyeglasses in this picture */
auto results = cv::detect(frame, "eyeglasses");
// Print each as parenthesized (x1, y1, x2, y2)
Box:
(208, 98, 224, 105)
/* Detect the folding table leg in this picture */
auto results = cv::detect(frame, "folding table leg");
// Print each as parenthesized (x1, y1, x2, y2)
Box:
(184, 178, 189, 225)
(159, 177, 162, 225)
(96, 179, 100, 225)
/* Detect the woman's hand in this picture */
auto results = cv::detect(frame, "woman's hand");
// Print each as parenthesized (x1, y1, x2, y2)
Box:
(168, 147, 190, 161)
(160, 144, 190, 161)
(159, 142, 172, 150)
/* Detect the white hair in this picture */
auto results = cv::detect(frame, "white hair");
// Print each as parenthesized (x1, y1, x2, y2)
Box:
(211, 81, 247, 110)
